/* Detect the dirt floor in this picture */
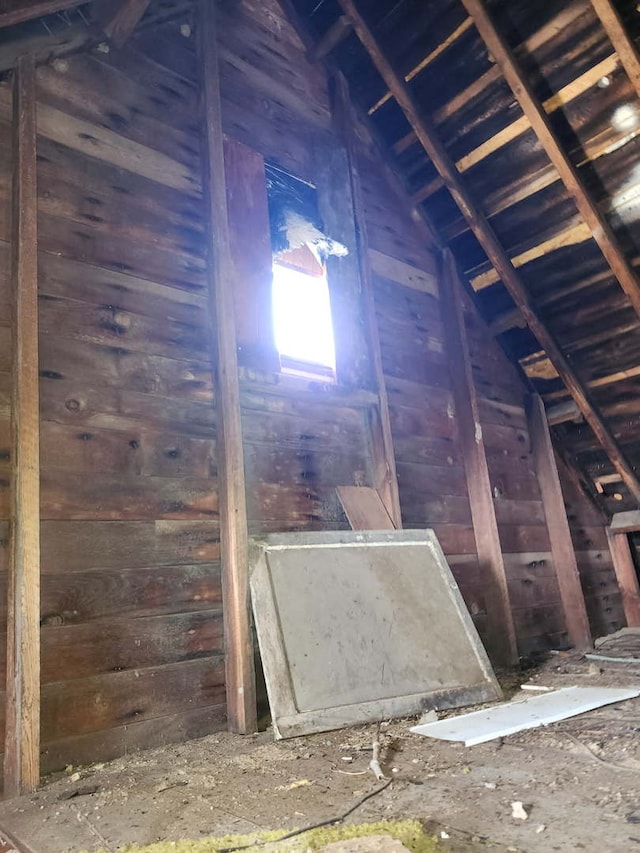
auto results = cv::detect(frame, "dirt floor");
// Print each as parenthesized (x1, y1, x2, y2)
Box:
(1, 643, 640, 853)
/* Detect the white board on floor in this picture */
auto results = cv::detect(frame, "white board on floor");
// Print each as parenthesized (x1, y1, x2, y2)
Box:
(250, 530, 502, 739)
(410, 685, 640, 746)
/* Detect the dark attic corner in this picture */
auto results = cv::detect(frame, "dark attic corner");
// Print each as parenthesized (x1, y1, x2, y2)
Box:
(0, 0, 640, 850)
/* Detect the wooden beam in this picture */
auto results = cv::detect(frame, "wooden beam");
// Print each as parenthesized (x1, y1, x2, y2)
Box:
(461, 0, 640, 320)
(526, 395, 592, 649)
(607, 528, 640, 626)
(488, 307, 526, 337)
(198, 0, 257, 735)
(311, 15, 352, 61)
(440, 250, 518, 667)
(338, 0, 640, 505)
(368, 17, 474, 115)
(5, 53, 41, 798)
(391, 1, 589, 157)
(93, 0, 151, 48)
(337, 486, 395, 530)
(546, 399, 582, 426)
(611, 510, 640, 534)
(470, 221, 592, 291)
(590, 0, 640, 100)
(0, 0, 90, 28)
(332, 71, 402, 527)
(410, 53, 619, 203)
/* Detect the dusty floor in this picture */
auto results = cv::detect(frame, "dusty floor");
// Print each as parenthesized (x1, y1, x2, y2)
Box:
(1, 648, 640, 853)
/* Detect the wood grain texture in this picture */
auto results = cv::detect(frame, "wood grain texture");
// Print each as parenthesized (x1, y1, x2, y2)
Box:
(336, 0, 640, 506)
(333, 72, 402, 527)
(199, 0, 257, 734)
(607, 528, 640, 627)
(0, 0, 89, 28)
(440, 250, 518, 666)
(223, 137, 278, 371)
(590, 0, 640, 100)
(94, 0, 151, 48)
(336, 486, 395, 530)
(462, 0, 640, 321)
(526, 394, 592, 649)
(6, 54, 40, 798)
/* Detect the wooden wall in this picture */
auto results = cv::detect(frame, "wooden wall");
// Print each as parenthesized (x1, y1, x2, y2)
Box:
(465, 308, 565, 654)
(1, 21, 226, 773)
(214, 0, 374, 536)
(0, 0, 626, 775)
(358, 137, 617, 655)
(558, 463, 625, 639)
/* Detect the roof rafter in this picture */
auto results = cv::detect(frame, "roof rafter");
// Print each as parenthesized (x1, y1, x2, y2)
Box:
(590, 0, 640, 99)
(461, 0, 640, 322)
(0, 0, 91, 29)
(92, 0, 150, 48)
(336, 0, 640, 504)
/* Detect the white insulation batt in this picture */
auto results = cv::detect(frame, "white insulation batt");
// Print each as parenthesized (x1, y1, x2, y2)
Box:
(410, 685, 640, 746)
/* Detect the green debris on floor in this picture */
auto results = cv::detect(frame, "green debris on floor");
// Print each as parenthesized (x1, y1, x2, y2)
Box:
(111, 819, 441, 853)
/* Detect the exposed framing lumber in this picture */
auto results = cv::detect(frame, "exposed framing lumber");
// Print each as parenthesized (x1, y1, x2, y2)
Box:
(198, 0, 257, 735)
(0, 0, 90, 28)
(410, 53, 619, 203)
(5, 53, 41, 798)
(93, 0, 151, 48)
(461, 0, 640, 320)
(590, 0, 640, 99)
(546, 400, 582, 426)
(392, 1, 588, 156)
(311, 15, 352, 61)
(611, 511, 640, 535)
(440, 250, 518, 667)
(332, 71, 402, 527)
(526, 395, 592, 649)
(470, 221, 592, 291)
(368, 17, 473, 115)
(337, 0, 640, 505)
(607, 522, 640, 627)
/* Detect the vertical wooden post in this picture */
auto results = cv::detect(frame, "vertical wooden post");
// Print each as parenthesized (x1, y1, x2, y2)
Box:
(526, 394, 592, 649)
(5, 53, 41, 797)
(440, 250, 518, 667)
(331, 72, 402, 528)
(607, 529, 640, 627)
(198, 0, 257, 734)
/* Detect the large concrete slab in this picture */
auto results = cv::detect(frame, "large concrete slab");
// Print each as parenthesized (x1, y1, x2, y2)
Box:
(249, 530, 501, 738)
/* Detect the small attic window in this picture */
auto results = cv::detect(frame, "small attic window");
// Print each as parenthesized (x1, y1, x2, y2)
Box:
(266, 164, 347, 380)
(272, 247, 335, 378)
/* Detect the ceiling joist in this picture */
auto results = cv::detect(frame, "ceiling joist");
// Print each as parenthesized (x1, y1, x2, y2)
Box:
(92, 0, 150, 48)
(590, 0, 640, 99)
(311, 15, 352, 61)
(368, 16, 473, 115)
(336, 0, 640, 504)
(392, 1, 589, 156)
(0, 0, 90, 29)
(461, 0, 640, 321)
(411, 52, 620, 204)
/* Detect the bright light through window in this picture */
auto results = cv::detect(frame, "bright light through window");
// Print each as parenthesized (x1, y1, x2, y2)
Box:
(272, 262, 336, 374)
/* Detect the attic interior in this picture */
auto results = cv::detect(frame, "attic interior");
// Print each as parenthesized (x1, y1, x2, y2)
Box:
(1, 0, 640, 850)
